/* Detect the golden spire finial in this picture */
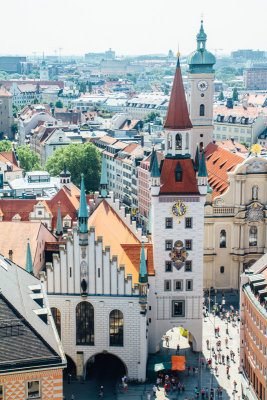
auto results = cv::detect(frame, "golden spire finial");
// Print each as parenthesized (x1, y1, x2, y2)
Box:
(177, 43, 180, 59)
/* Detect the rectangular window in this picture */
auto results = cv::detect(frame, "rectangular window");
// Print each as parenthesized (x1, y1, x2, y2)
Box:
(185, 217, 192, 228)
(185, 240, 192, 250)
(26, 380, 40, 399)
(0, 384, 4, 400)
(165, 240, 173, 251)
(165, 217, 173, 229)
(164, 280, 171, 291)
(185, 260, 192, 271)
(172, 300, 185, 317)
(165, 261, 172, 272)
(174, 280, 183, 291)
(186, 280, 193, 291)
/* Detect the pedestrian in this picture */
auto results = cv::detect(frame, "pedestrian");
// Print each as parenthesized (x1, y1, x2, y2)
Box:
(233, 352, 235, 362)
(182, 383, 185, 392)
(201, 388, 205, 399)
(200, 357, 204, 366)
(214, 353, 217, 364)
(212, 346, 215, 356)
(122, 375, 127, 384)
(222, 354, 225, 364)
(68, 373, 72, 384)
(233, 380, 237, 390)
(99, 386, 104, 398)
(152, 385, 157, 396)
(165, 336, 169, 348)
(218, 353, 221, 363)
(225, 338, 228, 348)
(214, 327, 217, 337)
(215, 366, 218, 376)
(226, 355, 230, 365)
(164, 383, 168, 394)
(217, 327, 220, 337)
(71, 395, 75, 400)
(147, 392, 151, 400)
(176, 344, 180, 354)
(205, 387, 209, 398)
(188, 365, 191, 375)
(206, 339, 209, 349)
(156, 377, 160, 390)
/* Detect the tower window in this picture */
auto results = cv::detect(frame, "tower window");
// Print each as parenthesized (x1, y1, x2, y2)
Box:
(249, 226, 257, 247)
(200, 104, 205, 116)
(174, 280, 183, 291)
(186, 279, 193, 291)
(220, 266, 225, 274)
(165, 217, 173, 229)
(220, 230, 226, 248)
(185, 240, 192, 250)
(172, 300, 185, 317)
(185, 217, 192, 228)
(165, 240, 173, 250)
(175, 162, 183, 182)
(164, 280, 171, 291)
(175, 133, 182, 150)
(165, 261, 172, 272)
(185, 260, 192, 271)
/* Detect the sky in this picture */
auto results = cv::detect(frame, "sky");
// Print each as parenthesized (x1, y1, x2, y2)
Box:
(1, 0, 266, 57)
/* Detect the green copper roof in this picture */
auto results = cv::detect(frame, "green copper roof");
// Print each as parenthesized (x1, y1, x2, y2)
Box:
(207, 183, 213, 194)
(25, 239, 33, 274)
(149, 148, 155, 172)
(175, 161, 183, 173)
(187, 20, 216, 73)
(56, 201, 63, 235)
(195, 146, 200, 171)
(147, 205, 152, 235)
(78, 174, 88, 218)
(139, 243, 148, 283)
(198, 151, 208, 177)
(151, 151, 160, 178)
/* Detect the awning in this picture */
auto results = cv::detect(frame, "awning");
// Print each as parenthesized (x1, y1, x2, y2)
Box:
(154, 362, 172, 372)
(171, 356, 186, 371)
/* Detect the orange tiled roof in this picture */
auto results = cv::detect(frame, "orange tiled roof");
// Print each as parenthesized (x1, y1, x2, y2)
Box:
(160, 158, 199, 195)
(123, 143, 139, 154)
(163, 60, 192, 131)
(213, 105, 266, 118)
(205, 142, 244, 199)
(99, 135, 117, 144)
(88, 200, 154, 285)
(215, 140, 248, 155)
(0, 152, 22, 172)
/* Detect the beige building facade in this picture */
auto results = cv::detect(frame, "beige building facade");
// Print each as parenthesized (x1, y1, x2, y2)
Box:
(0, 89, 13, 138)
(204, 155, 267, 290)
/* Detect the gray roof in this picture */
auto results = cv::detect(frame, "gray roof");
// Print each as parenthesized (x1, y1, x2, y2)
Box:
(0, 254, 65, 372)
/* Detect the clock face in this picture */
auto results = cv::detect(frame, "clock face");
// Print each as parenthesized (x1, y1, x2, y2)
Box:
(197, 80, 208, 91)
(171, 201, 187, 217)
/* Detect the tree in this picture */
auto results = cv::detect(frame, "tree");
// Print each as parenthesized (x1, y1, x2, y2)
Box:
(0, 140, 12, 152)
(79, 82, 87, 94)
(49, 102, 54, 108)
(55, 100, 64, 108)
(32, 97, 39, 104)
(232, 88, 239, 102)
(144, 111, 160, 123)
(17, 146, 42, 172)
(88, 81, 92, 93)
(11, 123, 18, 136)
(218, 91, 224, 101)
(12, 103, 19, 118)
(46, 142, 101, 192)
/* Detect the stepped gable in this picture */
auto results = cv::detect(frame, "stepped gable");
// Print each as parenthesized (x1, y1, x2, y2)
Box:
(88, 199, 154, 285)
(163, 58, 193, 131)
(0, 199, 38, 221)
(205, 142, 244, 199)
(160, 158, 199, 195)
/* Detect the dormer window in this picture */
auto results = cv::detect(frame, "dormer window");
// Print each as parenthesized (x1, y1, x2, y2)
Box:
(175, 162, 183, 182)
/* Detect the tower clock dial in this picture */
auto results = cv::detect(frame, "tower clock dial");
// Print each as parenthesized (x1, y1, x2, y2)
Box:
(197, 80, 208, 91)
(171, 201, 187, 218)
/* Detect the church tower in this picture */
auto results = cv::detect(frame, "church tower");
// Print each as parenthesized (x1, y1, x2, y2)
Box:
(148, 55, 206, 353)
(187, 21, 216, 154)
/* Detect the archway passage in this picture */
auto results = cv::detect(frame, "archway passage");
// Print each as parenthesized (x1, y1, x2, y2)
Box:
(87, 352, 126, 379)
(63, 354, 77, 381)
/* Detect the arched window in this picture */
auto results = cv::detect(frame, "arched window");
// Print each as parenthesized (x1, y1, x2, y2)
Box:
(200, 104, 205, 116)
(252, 185, 258, 200)
(249, 226, 257, 247)
(175, 133, 182, 150)
(76, 302, 94, 345)
(51, 307, 61, 338)
(110, 309, 123, 347)
(220, 230, 226, 248)
(220, 266, 225, 274)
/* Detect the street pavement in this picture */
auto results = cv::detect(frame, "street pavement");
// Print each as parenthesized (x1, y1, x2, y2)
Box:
(63, 310, 241, 400)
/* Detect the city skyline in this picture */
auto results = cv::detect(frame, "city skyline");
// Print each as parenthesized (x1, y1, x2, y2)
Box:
(1, 0, 266, 57)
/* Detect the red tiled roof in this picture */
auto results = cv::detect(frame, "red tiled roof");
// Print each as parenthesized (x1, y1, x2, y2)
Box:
(205, 142, 244, 199)
(213, 105, 266, 118)
(160, 158, 199, 195)
(0, 199, 38, 221)
(123, 143, 139, 154)
(163, 60, 192, 131)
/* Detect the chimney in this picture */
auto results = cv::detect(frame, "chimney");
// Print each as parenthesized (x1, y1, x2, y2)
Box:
(8, 250, 13, 261)
(231, 137, 235, 145)
(226, 98, 233, 109)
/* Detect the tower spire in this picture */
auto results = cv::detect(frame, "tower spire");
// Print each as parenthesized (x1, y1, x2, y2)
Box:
(195, 145, 200, 171)
(100, 155, 108, 198)
(198, 151, 208, 177)
(151, 151, 160, 178)
(78, 174, 88, 234)
(56, 201, 63, 236)
(163, 53, 192, 131)
(26, 238, 33, 274)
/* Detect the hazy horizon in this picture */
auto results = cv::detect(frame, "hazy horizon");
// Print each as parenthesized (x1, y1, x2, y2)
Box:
(1, 0, 266, 57)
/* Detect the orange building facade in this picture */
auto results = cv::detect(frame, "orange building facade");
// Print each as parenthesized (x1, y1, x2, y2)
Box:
(0, 368, 63, 400)
(240, 256, 267, 400)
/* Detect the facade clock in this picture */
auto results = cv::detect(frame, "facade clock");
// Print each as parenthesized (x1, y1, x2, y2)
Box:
(197, 80, 208, 91)
(171, 201, 187, 218)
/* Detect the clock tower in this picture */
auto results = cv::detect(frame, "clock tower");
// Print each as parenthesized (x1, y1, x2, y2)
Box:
(147, 55, 207, 353)
(187, 21, 216, 155)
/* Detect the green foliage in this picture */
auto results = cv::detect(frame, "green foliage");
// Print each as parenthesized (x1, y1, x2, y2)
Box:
(17, 146, 42, 172)
(45, 142, 101, 192)
(11, 123, 18, 135)
(0, 140, 12, 152)
(49, 102, 54, 108)
(79, 82, 87, 94)
(88, 81, 92, 93)
(32, 97, 39, 104)
(144, 111, 160, 123)
(232, 87, 239, 101)
(55, 100, 64, 108)
(218, 91, 224, 101)
(163, 86, 169, 95)
(241, 141, 250, 150)
(12, 103, 19, 118)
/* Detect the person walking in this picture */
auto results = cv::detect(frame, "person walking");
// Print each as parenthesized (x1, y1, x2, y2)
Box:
(182, 383, 185, 392)
(233, 380, 237, 390)
(99, 386, 104, 398)
(215, 366, 218, 376)
(226, 355, 230, 365)
(214, 353, 217, 364)
(152, 385, 157, 397)
(188, 365, 191, 375)
(206, 339, 209, 349)
(218, 353, 221, 363)
(147, 392, 151, 400)
(225, 338, 228, 348)
(156, 377, 160, 390)
(71, 395, 75, 400)
(176, 344, 180, 354)
(222, 354, 225, 364)
(165, 336, 169, 348)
